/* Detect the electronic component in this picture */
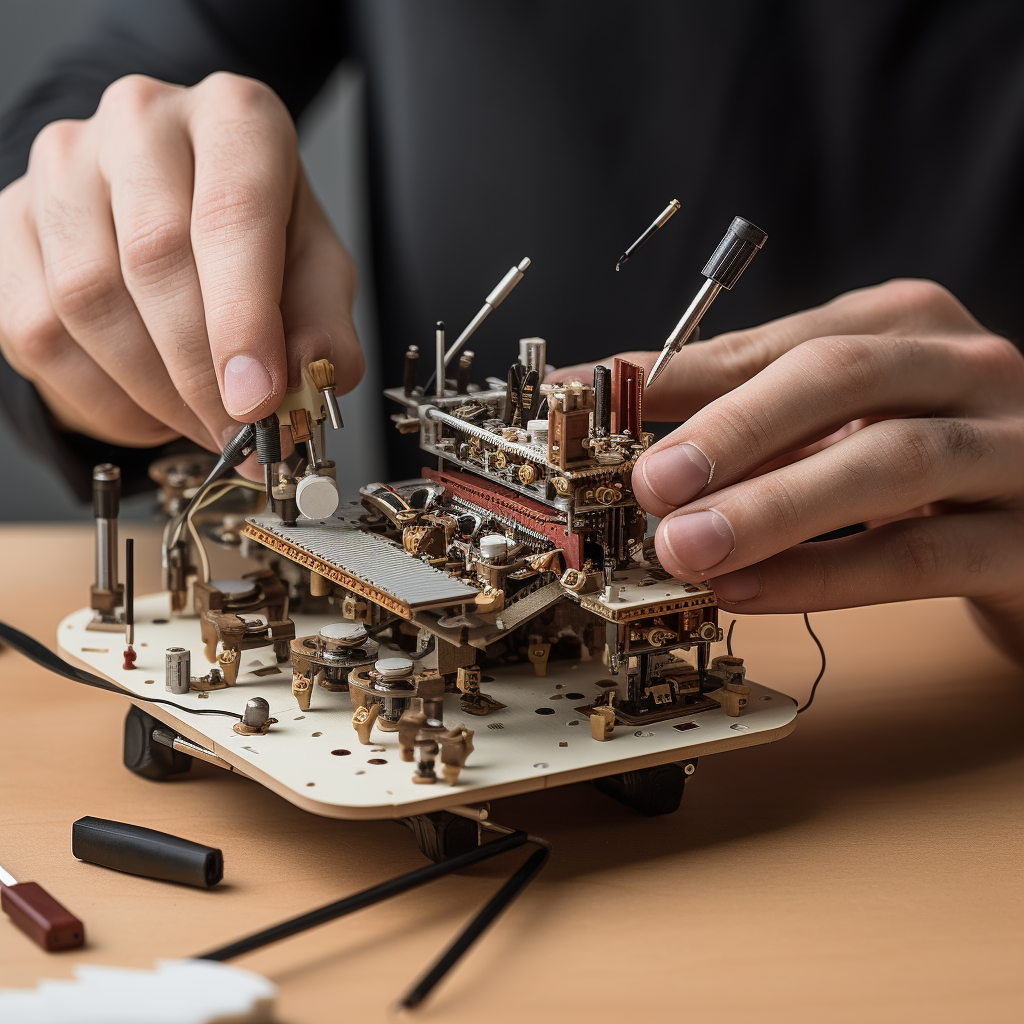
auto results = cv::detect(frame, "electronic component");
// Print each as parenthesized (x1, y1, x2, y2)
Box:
(166, 647, 191, 694)
(0, 860, 84, 951)
(71, 817, 224, 889)
(88, 463, 124, 630)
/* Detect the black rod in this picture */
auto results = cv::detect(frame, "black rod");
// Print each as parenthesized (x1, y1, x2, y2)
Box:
(124, 538, 134, 628)
(196, 830, 529, 963)
(400, 843, 551, 1009)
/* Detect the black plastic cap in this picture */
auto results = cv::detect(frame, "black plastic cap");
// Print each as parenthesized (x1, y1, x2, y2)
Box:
(702, 216, 767, 290)
(72, 815, 223, 888)
(254, 414, 282, 465)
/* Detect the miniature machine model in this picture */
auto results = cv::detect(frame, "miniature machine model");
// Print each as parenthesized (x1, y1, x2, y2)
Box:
(55, 212, 795, 860)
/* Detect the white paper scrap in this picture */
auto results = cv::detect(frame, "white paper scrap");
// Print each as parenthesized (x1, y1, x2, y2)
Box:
(0, 958, 276, 1024)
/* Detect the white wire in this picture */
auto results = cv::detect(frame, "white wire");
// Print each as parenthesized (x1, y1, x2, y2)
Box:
(185, 478, 265, 583)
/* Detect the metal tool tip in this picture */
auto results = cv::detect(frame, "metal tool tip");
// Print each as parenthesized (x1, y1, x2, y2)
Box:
(518, 257, 531, 271)
(615, 254, 628, 271)
(436, 320, 445, 330)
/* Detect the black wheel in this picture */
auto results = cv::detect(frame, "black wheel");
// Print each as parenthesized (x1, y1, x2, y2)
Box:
(592, 758, 697, 816)
(122, 706, 193, 780)
(397, 811, 480, 862)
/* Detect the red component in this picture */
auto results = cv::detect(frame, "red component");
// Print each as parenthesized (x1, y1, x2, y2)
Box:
(1, 881, 85, 951)
(122, 646, 137, 671)
(423, 468, 583, 568)
(611, 358, 644, 437)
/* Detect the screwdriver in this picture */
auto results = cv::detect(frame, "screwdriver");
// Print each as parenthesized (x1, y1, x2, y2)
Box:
(0, 860, 85, 951)
(645, 215, 768, 387)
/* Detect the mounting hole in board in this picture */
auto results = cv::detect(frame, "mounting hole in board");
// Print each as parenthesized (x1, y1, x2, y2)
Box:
(533, 762, 549, 769)
(311, 732, 322, 737)
(564, 692, 585, 700)
(367, 758, 387, 765)
(331, 749, 351, 756)
(534, 707, 556, 716)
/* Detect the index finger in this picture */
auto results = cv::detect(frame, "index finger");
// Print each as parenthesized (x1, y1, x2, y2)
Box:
(186, 75, 298, 424)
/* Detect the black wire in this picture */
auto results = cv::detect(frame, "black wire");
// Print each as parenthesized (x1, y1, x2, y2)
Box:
(400, 839, 551, 1009)
(726, 619, 736, 656)
(197, 829, 531, 962)
(797, 612, 826, 714)
(0, 620, 242, 720)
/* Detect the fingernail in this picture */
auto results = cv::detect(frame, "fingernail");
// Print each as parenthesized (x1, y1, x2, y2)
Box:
(222, 355, 273, 417)
(711, 566, 762, 603)
(662, 510, 735, 572)
(641, 443, 711, 507)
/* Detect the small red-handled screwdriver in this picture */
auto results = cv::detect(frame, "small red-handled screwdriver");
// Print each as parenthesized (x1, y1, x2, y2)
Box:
(0, 860, 85, 951)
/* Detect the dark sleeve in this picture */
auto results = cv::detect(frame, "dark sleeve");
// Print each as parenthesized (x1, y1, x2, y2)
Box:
(0, 0, 345, 502)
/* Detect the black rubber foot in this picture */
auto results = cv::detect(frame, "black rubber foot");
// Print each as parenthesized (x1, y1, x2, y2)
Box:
(592, 759, 696, 816)
(398, 811, 480, 862)
(122, 706, 193, 780)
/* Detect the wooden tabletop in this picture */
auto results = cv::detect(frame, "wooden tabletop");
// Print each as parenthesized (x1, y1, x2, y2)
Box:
(1, 524, 1021, 1023)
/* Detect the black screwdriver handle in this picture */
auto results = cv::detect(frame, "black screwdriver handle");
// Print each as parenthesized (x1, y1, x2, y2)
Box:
(702, 216, 768, 290)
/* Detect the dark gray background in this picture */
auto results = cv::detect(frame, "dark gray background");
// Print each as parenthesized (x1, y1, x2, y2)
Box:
(0, 0, 385, 520)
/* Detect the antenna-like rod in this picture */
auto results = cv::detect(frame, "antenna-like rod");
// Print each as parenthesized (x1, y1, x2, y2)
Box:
(423, 258, 531, 392)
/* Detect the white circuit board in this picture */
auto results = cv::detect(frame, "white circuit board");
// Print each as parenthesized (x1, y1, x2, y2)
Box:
(60, 594, 798, 820)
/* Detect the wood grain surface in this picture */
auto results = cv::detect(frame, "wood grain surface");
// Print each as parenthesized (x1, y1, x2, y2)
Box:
(1, 524, 1021, 1023)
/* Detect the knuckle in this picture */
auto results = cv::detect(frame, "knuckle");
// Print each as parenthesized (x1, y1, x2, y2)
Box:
(708, 393, 775, 463)
(28, 119, 82, 169)
(47, 255, 123, 322)
(98, 74, 171, 118)
(192, 178, 275, 236)
(889, 521, 944, 587)
(936, 417, 992, 468)
(197, 72, 292, 130)
(1, 304, 65, 371)
(964, 331, 1024, 380)
(120, 212, 193, 282)
(803, 334, 884, 395)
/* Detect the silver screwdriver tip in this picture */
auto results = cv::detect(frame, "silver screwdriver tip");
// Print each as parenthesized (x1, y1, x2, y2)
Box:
(646, 349, 672, 387)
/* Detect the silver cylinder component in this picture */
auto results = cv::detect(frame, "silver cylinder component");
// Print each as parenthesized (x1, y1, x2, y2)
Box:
(242, 697, 271, 730)
(92, 463, 121, 594)
(95, 519, 117, 592)
(519, 337, 547, 377)
(165, 647, 191, 694)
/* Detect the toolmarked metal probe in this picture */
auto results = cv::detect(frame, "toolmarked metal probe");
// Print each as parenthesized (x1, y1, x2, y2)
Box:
(423, 258, 531, 392)
(646, 215, 767, 387)
(616, 198, 680, 270)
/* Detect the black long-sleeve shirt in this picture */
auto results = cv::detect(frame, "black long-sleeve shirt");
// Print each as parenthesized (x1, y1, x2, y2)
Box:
(3, 0, 1024, 494)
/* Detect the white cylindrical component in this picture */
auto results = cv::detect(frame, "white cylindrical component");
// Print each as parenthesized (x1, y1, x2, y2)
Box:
(436, 322, 446, 398)
(320, 622, 369, 645)
(527, 418, 549, 447)
(165, 647, 191, 694)
(519, 337, 547, 375)
(485, 258, 530, 307)
(295, 474, 339, 519)
(375, 657, 414, 678)
(479, 534, 508, 562)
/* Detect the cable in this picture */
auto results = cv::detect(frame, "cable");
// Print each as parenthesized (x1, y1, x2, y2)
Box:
(797, 612, 826, 714)
(726, 619, 736, 656)
(184, 478, 265, 583)
(0, 620, 242, 721)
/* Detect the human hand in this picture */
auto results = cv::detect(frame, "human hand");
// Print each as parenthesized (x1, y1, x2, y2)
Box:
(0, 72, 362, 465)
(555, 280, 1024, 662)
